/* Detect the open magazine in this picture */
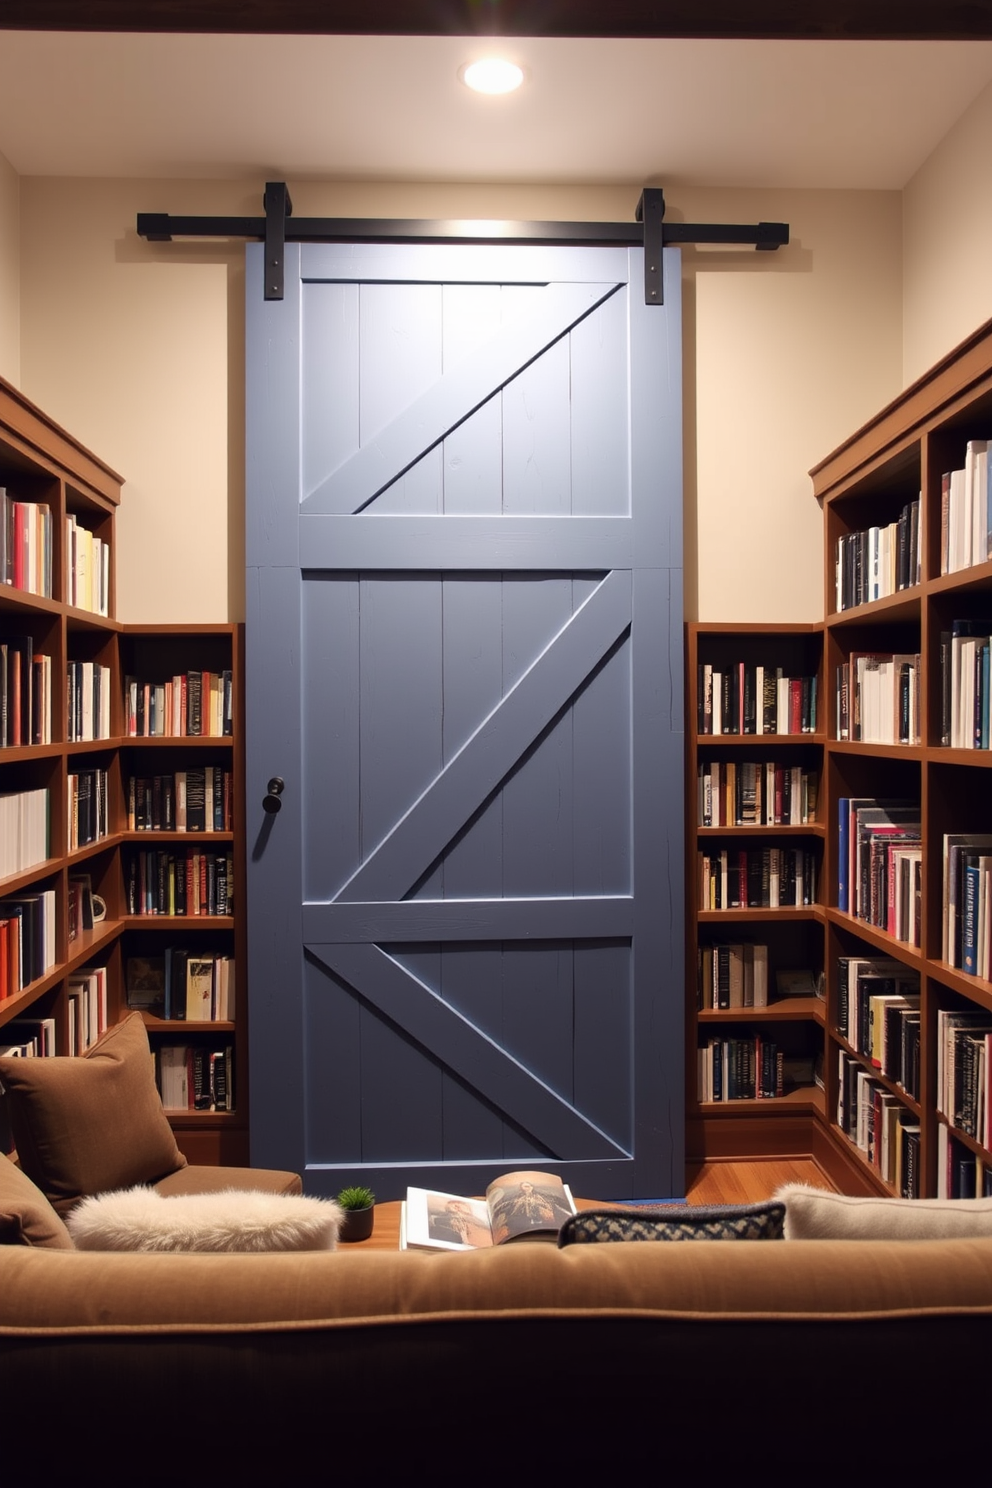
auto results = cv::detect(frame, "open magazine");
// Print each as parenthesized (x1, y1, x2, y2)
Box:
(400, 1169, 576, 1251)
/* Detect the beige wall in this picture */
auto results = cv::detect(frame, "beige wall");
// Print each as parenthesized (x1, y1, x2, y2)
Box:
(0, 152, 19, 387)
(14, 176, 904, 624)
(676, 186, 902, 621)
(903, 79, 992, 383)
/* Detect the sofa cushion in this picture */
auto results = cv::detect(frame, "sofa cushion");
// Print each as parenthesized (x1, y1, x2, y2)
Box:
(0, 1151, 75, 1248)
(775, 1183, 992, 1239)
(0, 1014, 186, 1218)
(558, 1200, 786, 1244)
(154, 1164, 302, 1198)
(65, 1185, 343, 1252)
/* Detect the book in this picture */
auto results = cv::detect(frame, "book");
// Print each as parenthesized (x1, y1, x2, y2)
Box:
(400, 1170, 576, 1251)
(184, 956, 215, 1020)
(125, 954, 166, 1013)
(774, 968, 822, 999)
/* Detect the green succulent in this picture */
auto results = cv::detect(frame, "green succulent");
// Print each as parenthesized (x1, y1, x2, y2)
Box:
(336, 1184, 376, 1211)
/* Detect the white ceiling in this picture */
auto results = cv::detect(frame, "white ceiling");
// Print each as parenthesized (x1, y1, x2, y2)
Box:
(1, 32, 991, 189)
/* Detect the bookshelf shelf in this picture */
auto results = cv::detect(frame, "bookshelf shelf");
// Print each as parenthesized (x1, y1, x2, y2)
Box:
(0, 375, 247, 1164)
(698, 906, 825, 923)
(121, 915, 235, 928)
(699, 996, 826, 1024)
(141, 1014, 236, 1033)
(699, 1085, 825, 1115)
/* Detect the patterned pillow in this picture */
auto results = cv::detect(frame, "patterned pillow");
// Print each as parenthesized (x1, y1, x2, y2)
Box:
(557, 1200, 786, 1245)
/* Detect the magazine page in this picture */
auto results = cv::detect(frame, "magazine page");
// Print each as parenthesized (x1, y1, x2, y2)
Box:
(485, 1170, 576, 1245)
(403, 1187, 494, 1250)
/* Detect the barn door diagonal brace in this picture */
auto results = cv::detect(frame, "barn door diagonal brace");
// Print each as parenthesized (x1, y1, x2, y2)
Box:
(137, 183, 789, 304)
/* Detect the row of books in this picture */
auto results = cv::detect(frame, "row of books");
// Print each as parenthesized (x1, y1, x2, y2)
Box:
(836, 955, 921, 1098)
(697, 942, 770, 1009)
(124, 849, 234, 917)
(0, 888, 57, 1001)
(126, 767, 233, 833)
(940, 439, 992, 576)
(943, 833, 992, 977)
(0, 637, 51, 748)
(157, 1043, 234, 1111)
(67, 965, 108, 1053)
(835, 651, 920, 744)
(936, 1007, 992, 1147)
(696, 662, 818, 735)
(126, 948, 235, 1022)
(67, 767, 109, 851)
(0, 489, 53, 598)
(65, 513, 110, 616)
(0, 786, 49, 879)
(939, 619, 992, 749)
(0, 1015, 56, 1057)
(938, 1124, 992, 1198)
(835, 498, 921, 612)
(698, 845, 817, 909)
(697, 1035, 787, 1101)
(67, 659, 111, 742)
(837, 1049, 920, 1195)
(837, 797, 921, 944)
(124, 669, 233, 738)
(696, 759, 816, 827)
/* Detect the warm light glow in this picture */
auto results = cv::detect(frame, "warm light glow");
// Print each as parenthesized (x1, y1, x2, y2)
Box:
(461, 59, 524, 95)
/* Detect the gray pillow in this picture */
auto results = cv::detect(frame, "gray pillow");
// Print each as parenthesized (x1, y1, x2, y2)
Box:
(557, 1200, 785, 1245)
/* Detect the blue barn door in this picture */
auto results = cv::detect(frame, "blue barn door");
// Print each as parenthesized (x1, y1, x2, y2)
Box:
(245, 238, 683, 1200)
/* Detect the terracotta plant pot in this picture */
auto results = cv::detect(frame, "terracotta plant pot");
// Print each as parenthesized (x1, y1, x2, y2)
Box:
(338, 1204, 375, 1243)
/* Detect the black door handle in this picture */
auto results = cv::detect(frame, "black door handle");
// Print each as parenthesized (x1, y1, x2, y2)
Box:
(262, 776, 285, 814)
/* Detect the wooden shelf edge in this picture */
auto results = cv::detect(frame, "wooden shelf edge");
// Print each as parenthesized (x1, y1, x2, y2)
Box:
(699, 906, 825, 923)
(140, 1014, 236, 1032)
(696, 1085, 825, 1116)
(699, 996, 825, 1023)
(696, 823, 825, 837)
(121, 915, 235, 928)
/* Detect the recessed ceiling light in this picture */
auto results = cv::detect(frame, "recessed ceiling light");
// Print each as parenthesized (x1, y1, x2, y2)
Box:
(461, 59, 524, 95)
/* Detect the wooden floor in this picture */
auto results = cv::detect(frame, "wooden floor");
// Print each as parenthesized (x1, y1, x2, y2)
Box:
(684, 1157, 835, 1205)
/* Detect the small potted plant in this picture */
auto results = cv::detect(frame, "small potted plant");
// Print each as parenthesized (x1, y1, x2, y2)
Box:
(336, 1184, 376, 1243)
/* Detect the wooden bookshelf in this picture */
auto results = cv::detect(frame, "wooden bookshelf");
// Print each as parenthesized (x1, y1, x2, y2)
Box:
(0, 375, 248, 1166)
(687, 319, 992, 1198)
(812, 313, 992, 1200)
(117, 623, 247, 1165)
(685, 621, 836, 1169)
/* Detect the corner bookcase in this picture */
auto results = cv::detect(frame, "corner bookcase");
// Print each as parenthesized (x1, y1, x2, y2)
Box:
(0, 376, 248, 1167)
(688, 319, 992, 1196)
(812, 315, 992, 1200)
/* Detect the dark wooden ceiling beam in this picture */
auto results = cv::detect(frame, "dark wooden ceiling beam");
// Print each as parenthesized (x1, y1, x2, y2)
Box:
(1, 0, 991, 39)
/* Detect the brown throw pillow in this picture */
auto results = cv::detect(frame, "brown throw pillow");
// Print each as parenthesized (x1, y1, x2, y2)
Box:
(0, 1013, 186, 1217)
(0, 1151, 75, 1247)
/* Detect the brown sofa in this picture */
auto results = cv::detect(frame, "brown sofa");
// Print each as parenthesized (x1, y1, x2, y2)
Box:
(2, 1233, 992, 1482)
(2, 1018, 992, 1480)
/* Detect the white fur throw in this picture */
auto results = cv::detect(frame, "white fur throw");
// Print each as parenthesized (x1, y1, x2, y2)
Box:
(66, 1186, 344, 1252)
(775, 1183, 992, 1240)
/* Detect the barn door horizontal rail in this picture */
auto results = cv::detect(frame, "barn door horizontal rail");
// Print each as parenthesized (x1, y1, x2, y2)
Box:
(136, 183, 788, 305)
